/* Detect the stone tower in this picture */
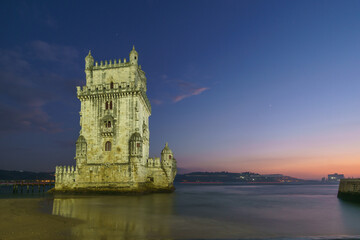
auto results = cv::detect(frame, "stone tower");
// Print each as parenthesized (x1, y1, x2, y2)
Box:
(54, 47, 177, 193)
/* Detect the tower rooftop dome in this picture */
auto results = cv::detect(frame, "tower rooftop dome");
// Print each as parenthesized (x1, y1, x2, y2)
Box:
(85, 50, 93, 60)
(161, 142, 173, 154)
(130, 45, 138, 54)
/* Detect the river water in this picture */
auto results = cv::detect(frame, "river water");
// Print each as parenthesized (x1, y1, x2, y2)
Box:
(4, 183, 360, 239)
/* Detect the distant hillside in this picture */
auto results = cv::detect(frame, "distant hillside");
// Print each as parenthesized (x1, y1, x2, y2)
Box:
(0, 170, 54, 181)
(174, 171, 303, 183)
(0, 169, 304, 183)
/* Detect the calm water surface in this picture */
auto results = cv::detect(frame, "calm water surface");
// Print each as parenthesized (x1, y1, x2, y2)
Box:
(5, 184, 360, 239)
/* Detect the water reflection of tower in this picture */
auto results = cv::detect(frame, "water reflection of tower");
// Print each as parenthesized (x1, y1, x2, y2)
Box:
(52, 194, 175, 239)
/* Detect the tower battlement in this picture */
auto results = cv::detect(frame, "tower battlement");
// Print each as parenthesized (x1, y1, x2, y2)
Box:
(56, 165, 76, 174)
(84, 47, 146, 91)
(53, 46, 177, 193)
(85, 46, 140, 70)
(91, 59, 139, 69)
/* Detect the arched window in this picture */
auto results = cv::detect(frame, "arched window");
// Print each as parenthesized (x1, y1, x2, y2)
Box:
(110, 101, 113, 110)
(105, 141, 111, 151)
(105, 101, 108, 110)
(110, 82, 114, 89)
(169, 155, 172, 159)
(107, 121, 111, 128)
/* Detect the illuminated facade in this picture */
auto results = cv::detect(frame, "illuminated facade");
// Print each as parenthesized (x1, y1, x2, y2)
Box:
(54, 47, 177, 192)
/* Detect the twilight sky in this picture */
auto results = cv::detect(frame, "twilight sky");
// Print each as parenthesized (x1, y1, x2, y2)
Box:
(1, 0, 360, 179)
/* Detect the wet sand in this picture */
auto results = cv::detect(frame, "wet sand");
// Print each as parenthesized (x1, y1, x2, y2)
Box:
(0, 198, 80, 240)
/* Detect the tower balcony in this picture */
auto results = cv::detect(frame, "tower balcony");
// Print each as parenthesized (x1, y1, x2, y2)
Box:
(77, 82, 135, 97)
(101, 128, 114, 137)
(77, 84, 151, 113)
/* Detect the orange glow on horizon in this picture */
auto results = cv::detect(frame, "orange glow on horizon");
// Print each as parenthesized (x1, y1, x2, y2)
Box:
(179, 154, 360, 180)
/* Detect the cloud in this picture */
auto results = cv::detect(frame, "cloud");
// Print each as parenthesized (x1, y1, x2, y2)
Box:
(151, 75, 210, 104)
(0, 49, 30, 72)
(173, 81, 209, 103)
(30, 40, 78, 63)
(0, 102, 61, 133)
(54, 139, 75, 148)
(151, 99, 163, 105)
(0, 63, 61, 133)
(0, 41, 80, 133)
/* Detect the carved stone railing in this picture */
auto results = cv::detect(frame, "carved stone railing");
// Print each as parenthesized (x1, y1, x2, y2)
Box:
(101, 128, 114, 137)
(77, 86, 151, 113)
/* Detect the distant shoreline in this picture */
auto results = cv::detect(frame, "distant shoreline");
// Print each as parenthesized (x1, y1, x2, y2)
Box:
(177, 181, 339, 185)
(0, 169, 344, 184)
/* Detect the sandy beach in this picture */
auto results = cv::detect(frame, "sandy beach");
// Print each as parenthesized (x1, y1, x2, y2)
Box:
(0, 198, 80, 240)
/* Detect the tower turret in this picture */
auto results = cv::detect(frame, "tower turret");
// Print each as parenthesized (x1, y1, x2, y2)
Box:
(85, 50, 94, 84)
(85, 50, 94, 70)
(129, 132, 143, 158)
(75, 135, 87, 167)
(161, 142, 177, 184)
(129, 45, 138, 65)
(161, 142, 173, 164)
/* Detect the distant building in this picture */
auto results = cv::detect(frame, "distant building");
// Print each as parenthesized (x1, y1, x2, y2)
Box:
(328, 173, 344, 182)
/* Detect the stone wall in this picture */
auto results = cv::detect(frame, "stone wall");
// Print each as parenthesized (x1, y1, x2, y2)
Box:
(55, 166, 76, 189)
(337, 179, 360, 201)
(78, 93, 150, 165)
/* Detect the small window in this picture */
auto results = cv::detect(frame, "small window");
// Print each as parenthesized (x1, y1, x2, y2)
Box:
(135, 56, 137, 60)
(137, 143, 140, 147)
(110, 101, 113, 109)
(105, 101, 108, 110)
(108, 121, 111, 128)
(110, 82, 114, 89)
(169, 155, 172, 159)
(105, 141, 111, 151)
